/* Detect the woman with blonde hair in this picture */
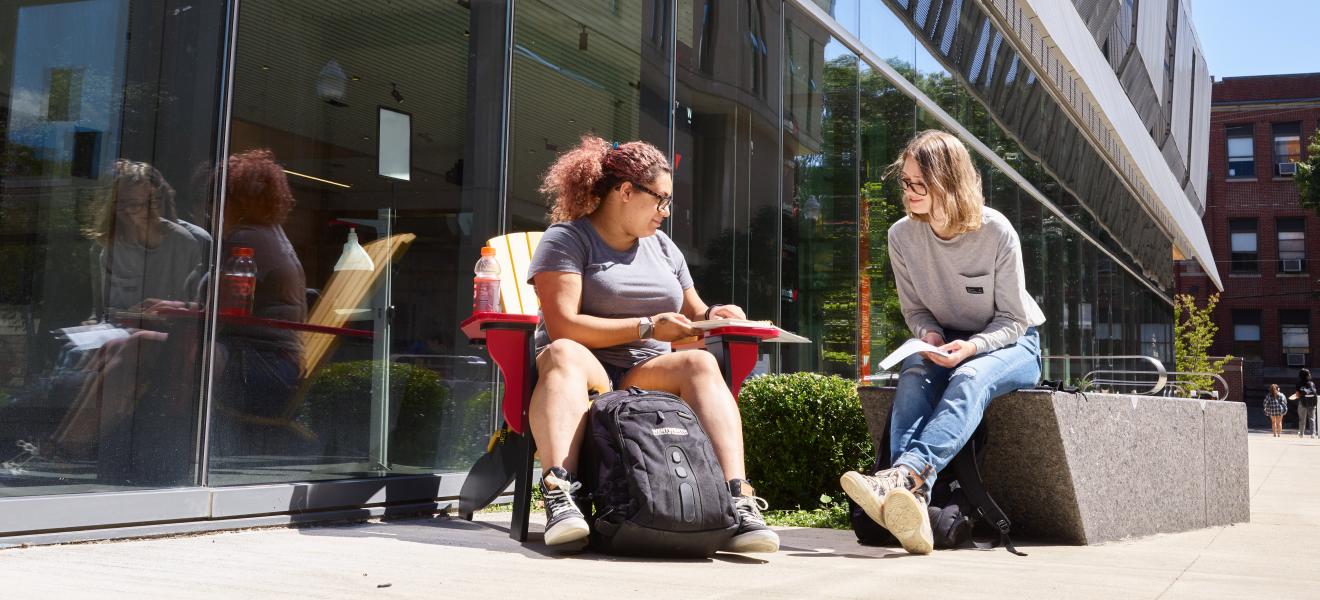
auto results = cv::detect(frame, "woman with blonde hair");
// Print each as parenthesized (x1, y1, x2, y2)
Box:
(524, 136, 777, 553)
(840, 130, 1045, 554)
(1264, 383, 1287, 437)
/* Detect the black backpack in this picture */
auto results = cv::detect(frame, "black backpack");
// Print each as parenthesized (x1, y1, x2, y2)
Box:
(850, 418, 1025, 555)
(581, 387, 738, 557)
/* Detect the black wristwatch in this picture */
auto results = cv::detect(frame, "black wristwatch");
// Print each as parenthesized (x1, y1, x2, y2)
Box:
(638, 316, 655, 340)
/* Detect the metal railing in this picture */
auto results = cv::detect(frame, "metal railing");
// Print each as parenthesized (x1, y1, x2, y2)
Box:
(866, 354, 1228, 400)
(1042, 355, 1168, 394)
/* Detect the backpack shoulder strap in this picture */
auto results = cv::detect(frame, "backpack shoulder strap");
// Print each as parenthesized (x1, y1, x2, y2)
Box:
(950, 428, 1027, 556)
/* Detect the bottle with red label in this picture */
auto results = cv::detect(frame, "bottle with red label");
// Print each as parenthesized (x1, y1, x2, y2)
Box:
(219, 246, 257, 316)
(473, 246, 502, 313)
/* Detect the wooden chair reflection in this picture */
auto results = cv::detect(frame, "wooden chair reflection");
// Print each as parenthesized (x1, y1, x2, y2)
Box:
(216, 232, 417, 442)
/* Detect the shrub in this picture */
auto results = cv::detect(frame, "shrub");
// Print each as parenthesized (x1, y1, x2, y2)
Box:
(737, 372, 873, 509)
(302, 361, 487, 468)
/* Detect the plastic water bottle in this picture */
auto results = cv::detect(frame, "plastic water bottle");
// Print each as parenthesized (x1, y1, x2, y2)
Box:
(473, 246, 501, 313)
(219, 246, 257, 316)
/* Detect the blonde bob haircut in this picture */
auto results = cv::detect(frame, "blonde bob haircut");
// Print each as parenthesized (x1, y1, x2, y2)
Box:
(886, 130, 983, 235)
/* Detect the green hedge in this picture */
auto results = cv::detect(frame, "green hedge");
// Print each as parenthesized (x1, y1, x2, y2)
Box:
(738, 372, 873, 509)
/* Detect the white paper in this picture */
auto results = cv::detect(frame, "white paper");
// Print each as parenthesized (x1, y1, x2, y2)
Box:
(878, 338, 953, 370)
(60, 324, 130, 351)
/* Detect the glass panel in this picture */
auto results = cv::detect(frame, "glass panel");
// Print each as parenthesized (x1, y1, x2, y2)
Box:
(506, 0, 671, 231)
(1235, 325, 1261, 342)
(1231, 232, 1257, 252)
(859, 62, 916, 377)
(783, 10, 859, 377)
(1282, 326, 1308, 350)
(812, 0, 859, 36)
(1274, 135, 1301, 162)
(212, 0, 505, 485)
(673, 0, 782, 372)
(0, 0, 226, 496)
(1227, 137, 1253, 159)
(1279, 231, 1305, 260)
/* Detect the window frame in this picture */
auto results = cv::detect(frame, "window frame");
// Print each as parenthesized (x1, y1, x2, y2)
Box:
(1272, 122, 1302, 177)
(1276, 217, 1306, 274)
(1281, 309, 1310, 365)
(1226, 124, 1255, 179)
(1229, 218, 1259, 274)
(1232, 309, 1263, 359)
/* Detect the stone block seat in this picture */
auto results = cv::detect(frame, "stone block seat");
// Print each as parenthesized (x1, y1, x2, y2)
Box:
(858, 387, 1250, 544)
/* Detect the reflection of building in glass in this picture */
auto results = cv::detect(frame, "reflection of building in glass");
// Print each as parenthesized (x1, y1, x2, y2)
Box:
(0, 0, 1215, 542)
(1177, 72, 1320, 424)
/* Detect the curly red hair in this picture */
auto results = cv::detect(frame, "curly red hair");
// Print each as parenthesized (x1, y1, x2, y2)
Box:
(539, 136, 670, 223)
(223, 148, 295, 228)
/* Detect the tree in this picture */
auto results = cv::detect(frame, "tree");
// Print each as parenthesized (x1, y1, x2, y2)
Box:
(1297, 129, 1320, 215)
(1173, 293, 1232, 397)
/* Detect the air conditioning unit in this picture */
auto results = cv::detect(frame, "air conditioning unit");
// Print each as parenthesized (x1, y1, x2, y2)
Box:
(1287, 352, 1307, 367)
(1283, 258, 1304, 273)
(1279, 162, 1298, 176)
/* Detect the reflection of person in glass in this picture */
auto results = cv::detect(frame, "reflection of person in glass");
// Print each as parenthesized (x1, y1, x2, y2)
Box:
(86, 159, 204, 322)
(525, 136, 778, 553)
(45, 160, 203, 464)
(840, 130, 1045, 555)
(210, 149, 308, 453)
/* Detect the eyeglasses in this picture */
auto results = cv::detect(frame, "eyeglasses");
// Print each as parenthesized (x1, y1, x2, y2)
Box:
(632, 182, 674, 212)
(899, 178, 928, 197)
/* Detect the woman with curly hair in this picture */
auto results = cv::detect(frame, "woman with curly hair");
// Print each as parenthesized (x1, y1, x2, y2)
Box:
(209, 148, 308, 454)
(525, 136, 778, 553)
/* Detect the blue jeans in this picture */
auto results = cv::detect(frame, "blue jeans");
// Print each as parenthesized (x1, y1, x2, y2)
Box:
(890, 327, 1041, 490)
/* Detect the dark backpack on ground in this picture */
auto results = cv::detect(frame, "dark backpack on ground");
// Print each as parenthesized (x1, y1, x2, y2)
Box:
(581, 387, 737, 557)
(850, 416, 1025, 556)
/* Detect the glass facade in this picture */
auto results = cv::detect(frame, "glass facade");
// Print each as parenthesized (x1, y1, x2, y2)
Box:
(0, 0, 1181, 533)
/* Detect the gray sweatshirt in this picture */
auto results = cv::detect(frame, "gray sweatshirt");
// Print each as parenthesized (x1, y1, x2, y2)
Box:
(888, 206, 1046, 354)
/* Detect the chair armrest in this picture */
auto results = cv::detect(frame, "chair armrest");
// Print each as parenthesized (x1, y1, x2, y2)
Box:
(461, 312, 540, 434)
(701, 326, 776, 400)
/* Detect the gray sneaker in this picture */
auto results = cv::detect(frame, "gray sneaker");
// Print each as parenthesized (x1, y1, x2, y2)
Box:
(882, 487, 933, 555)
(721, 479, 779, 553)
(540, 467, 589, 546)
(839, 467, 915, 527)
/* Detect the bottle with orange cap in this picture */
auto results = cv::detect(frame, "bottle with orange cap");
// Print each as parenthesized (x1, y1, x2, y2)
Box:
(219, 246, 257, 316)
(472, 246, 502, 313)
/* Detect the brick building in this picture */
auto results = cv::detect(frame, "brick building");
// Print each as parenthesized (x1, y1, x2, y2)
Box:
(1178, 72, 1320, 423)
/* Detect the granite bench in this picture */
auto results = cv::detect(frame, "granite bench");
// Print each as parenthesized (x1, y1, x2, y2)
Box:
(857, 387, 1250, 544)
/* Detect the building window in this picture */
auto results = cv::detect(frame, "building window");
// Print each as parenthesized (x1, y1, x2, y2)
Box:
(1230, 219, 1258, 274)
(1277, 217, 1306, 274)
(1281, 310, 1310, 367)
(1226, 124, 1254, 178)
(1233, 310, 1262, 359)
(1273, 122, 1302, 176)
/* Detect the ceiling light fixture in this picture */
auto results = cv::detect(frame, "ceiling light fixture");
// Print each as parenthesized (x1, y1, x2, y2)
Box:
(579, 25, 589, 51)
(390, 83, 404, 104)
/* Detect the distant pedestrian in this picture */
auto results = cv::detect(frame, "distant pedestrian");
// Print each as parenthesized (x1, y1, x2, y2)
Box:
(1264, 383, 1287, 437)
(1292, 369, 1318, 438)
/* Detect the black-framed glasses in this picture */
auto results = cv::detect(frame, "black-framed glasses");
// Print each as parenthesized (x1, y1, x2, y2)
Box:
(899, 178, 928, 197)
(632, 182, 674, 212)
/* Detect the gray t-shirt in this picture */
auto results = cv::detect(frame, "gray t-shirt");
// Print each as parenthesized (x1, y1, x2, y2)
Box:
(527, 218, 693, 369)
(888, 206, 1046, 354)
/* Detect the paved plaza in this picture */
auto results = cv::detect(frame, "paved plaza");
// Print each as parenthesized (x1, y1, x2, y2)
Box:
(2, 432, 1318, 599)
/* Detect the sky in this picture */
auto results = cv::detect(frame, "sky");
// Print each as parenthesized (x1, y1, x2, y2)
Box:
(1191, 0, 1320, 79)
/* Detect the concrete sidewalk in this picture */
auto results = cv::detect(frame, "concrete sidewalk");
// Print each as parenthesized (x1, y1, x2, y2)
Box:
(2, 432, 1318, 599)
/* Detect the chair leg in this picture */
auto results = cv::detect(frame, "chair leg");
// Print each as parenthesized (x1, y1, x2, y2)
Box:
(508, 431, 537, 542)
